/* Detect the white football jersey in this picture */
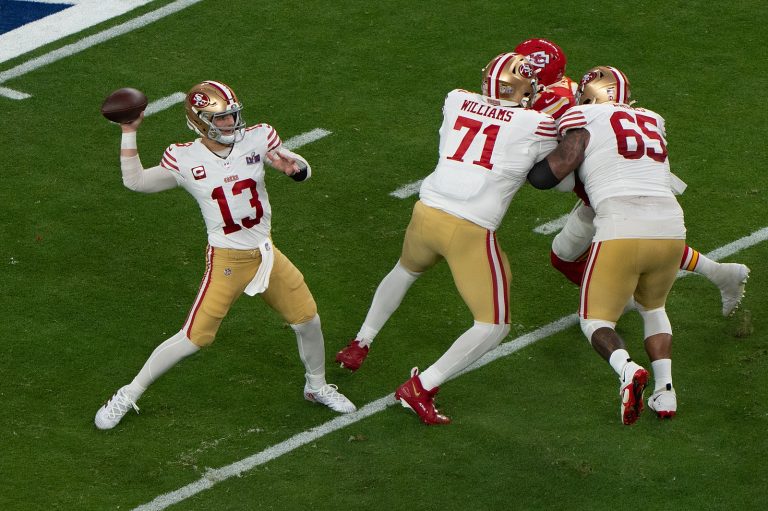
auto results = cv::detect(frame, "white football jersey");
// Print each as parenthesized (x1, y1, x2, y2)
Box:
(557, 103, 685, 240)
(420, 89, 558, 230)
(160, 124, 283, 249)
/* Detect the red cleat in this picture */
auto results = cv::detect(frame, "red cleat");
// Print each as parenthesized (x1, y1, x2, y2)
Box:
(335, 339, 369, 372)
(394, 368, 451, 425)
(619, 363, 649, 425)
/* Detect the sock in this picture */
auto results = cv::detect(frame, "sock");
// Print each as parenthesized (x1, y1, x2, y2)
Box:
(291, 314, 326, 390)
(680, 246, 717, 278)
(419, 322, 509, 391)
(356, 261, 420, 344)
(127, 330, 200, 401)
(608, 349, 632, 377)
(651, 359, 673, 391)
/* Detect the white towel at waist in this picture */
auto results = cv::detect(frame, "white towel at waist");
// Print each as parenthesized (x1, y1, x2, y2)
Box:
(244, 240, 274, 296)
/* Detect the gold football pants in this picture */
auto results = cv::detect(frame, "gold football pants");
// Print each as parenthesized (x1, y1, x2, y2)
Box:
(182, 244, 317, 346)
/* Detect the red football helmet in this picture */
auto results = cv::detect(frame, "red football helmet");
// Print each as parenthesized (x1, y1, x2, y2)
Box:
(514, 38, 567, 86)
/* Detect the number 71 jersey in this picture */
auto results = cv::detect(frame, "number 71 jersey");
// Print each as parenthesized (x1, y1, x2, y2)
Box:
(420, 89, 558, 231)
(160, 124, 281, 250)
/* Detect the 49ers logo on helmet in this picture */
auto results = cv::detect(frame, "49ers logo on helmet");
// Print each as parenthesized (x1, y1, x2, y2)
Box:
(518, 62, 535, 79)
(189, 92, 211, 108)
(579, 71, 598, 90)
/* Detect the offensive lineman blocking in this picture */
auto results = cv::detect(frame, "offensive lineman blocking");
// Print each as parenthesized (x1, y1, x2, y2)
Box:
(95, 81, 355, 430)
(339, 53, 558, 424)
(528, 66, 685, 424)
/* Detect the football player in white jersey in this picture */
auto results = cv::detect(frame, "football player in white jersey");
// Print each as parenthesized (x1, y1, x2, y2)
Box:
(528, 66, 691, 424)
(520, 39, 750, 315)
(95, 80, 355, 430)
(338, 54, 558, 424)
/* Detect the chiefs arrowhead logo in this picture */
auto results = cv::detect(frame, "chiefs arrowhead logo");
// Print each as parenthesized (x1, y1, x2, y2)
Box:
(188, 92, 211, 108)
(526, 50, 551, 68)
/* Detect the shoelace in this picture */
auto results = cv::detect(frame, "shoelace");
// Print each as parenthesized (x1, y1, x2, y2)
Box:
(105, 390, 140, 419)
(315, 384, 346, 403)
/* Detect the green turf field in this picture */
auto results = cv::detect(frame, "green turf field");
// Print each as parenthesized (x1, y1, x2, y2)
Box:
(1, 1, 766, 509)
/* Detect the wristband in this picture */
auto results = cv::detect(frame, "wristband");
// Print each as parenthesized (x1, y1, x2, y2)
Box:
(121, 131, 137, 149)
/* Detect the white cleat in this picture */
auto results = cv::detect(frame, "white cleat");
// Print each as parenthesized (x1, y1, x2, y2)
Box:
(94, 385, 139, 430)
(648, 385, 677, 419)
(304, 383, 357, 413)
(712, 263, 750, 316)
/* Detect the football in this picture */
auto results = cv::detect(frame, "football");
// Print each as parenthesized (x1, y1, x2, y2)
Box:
(100, 87, 148, 123)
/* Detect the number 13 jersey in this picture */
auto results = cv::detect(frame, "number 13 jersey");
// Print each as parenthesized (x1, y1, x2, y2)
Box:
(419, 89, 558, 231)
(159, 124, 282, 250)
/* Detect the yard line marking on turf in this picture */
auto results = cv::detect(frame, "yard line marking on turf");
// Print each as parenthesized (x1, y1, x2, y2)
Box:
(0, 86, 30, 100)
(533, 214, 569, 235)
(143, 92, 186, 117)
(390, 178, 423, 198)
(132, 225, 768, 511)
(282, 128, 332, 150)
(0, 0, 204, 99)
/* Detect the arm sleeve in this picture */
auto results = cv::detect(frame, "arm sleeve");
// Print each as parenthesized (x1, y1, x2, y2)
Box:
(120, 155, 178, 193)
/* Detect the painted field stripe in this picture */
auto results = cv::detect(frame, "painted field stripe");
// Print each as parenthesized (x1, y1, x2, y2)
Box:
(533, 214, 569, 235)
(132, 225, 768, 511)
(143, 92, 186, 117)
(282, 128, 332, 150)
(390, 178, 423, 199)
(0, 0, 204, 86)
(0, 86, 30, 99)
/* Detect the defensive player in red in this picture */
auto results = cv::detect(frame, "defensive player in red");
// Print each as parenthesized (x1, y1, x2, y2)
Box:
(514, 39, 750, 317)
(95, 81, 356, 430)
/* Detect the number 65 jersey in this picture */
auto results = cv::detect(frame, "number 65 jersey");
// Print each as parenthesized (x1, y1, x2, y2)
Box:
(557, 102, 685, 241)
(160, 124, 285, 250)
(419, 89, 558, 231)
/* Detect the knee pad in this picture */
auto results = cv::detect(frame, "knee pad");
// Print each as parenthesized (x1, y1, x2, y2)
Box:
(637, 305, 672, 338)
(580, 318, 616, 342)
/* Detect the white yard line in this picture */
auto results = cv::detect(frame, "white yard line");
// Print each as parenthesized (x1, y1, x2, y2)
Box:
(0, 0, 204, 99)
(533, 214, 569, 235)
(143, 92, 186, 116)
(283, 128, 332, 150)
(390, 178, 423, 199)
(132, 225, 768, 511)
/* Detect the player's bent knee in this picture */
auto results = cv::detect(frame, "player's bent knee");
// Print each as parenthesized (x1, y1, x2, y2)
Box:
(638, 306, 672, 337)
(189, 332, 215, 348)
(580, 318, 616, 343)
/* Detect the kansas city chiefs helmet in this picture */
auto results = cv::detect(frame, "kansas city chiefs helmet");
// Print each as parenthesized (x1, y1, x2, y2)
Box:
(576, 66, 632, 105)
(481, 52, 538, 107)
(185, 80, 246, 144)
(514, 38, 567, 87)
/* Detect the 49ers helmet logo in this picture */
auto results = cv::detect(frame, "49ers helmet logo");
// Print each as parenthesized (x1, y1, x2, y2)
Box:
(579, 71, 598, 90)
(518, 62, 535, 79)
(188, 92, 211, 108)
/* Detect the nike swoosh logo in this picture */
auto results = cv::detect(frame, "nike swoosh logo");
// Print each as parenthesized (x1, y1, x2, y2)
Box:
(411, 382, 421, 397)
(543, 96, 557, 105)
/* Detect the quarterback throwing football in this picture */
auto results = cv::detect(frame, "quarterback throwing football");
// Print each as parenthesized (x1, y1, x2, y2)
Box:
(95, 81, 355, 430)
